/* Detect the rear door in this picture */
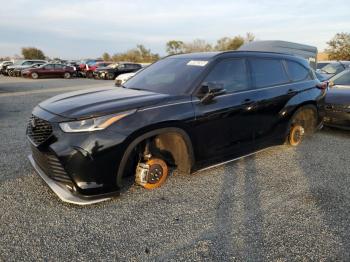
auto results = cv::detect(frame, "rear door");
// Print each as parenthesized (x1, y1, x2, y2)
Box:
(246, 57, 309, 143)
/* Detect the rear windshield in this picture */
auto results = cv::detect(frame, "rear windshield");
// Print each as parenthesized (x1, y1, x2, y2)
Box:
(124, 57, 209, 95)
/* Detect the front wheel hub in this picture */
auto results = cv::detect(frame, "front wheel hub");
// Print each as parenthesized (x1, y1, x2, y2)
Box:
(289, 125, 305, 146)
(136, 158, 168, 190)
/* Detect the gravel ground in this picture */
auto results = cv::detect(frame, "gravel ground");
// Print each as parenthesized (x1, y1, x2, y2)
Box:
(0, 76, 350, 261)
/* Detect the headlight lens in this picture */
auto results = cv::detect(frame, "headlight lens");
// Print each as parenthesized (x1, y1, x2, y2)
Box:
(59, 110, 135, 133)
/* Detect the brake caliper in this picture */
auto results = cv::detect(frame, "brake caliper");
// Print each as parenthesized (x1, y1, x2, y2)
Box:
(135, 163, 150, 186)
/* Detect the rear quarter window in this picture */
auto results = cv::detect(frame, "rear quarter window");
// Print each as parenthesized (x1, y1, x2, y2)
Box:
(250, 58, 289, 88)
(285, 60, 311, 82)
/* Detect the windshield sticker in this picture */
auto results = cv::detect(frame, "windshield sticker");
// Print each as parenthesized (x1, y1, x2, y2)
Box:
(187, 60, 208, 67)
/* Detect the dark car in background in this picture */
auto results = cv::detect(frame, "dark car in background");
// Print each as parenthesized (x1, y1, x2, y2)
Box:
(94, 62, 142, 80)
(317, 61, 331, 70)
(323, 70, 350, 130)
(324, 87, 350, 130)
(317, 61, 350, 80)
(27, 51, 326, 205)
(328, 69, 350, 88)
(0, 61, 13, 75)
(22, 63, 75, 79)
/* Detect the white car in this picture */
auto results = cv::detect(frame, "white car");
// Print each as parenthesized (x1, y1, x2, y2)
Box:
(114, 72, 136, 86)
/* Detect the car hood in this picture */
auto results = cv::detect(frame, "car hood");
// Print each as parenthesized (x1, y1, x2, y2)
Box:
(39, 86, 171, 119)
(325, 87, 350, 105)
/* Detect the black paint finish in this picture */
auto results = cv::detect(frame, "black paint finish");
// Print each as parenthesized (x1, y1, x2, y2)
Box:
(27, 51, 326, 200)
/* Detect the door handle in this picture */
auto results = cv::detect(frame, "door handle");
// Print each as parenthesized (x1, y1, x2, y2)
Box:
(287, 89, 296, 94)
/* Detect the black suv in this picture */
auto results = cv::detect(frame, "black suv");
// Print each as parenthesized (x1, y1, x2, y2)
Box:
(27, 51, 326, 205)
(94, 62, 142, 80)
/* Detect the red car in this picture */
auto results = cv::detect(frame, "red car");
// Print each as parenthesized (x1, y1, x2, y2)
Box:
(85, 61, 113, 78)
(22, 63, 75, 79)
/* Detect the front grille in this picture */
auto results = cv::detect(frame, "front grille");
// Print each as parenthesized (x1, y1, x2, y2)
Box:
(31, 145, 73, 185)
(26, 115, 53, 145)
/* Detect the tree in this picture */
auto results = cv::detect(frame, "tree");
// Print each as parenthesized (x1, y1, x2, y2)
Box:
(183, 39, 213, 53)
(102, 52, 111, 61)
(111, 45, 159, 63)
(325, 32, 350, 60)
(215, 36, 244, 51)
(166, 40, 185, 55)
(21, 47, 46, 60)
(245, 32, 255, 43)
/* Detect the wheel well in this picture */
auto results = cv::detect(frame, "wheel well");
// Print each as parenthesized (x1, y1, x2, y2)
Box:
(116, 127, 194, 187)
(290, 103, 318, 134)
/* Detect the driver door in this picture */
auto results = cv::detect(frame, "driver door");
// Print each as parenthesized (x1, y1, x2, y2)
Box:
(41, 64, 55, 77)
(191, 58, 256, 165)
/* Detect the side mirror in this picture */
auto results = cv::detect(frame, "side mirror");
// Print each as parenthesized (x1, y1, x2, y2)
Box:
(198, 82, 226, 104)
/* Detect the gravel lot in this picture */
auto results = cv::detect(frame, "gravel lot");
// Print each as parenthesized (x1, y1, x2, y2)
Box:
(0, 76, 350, 261)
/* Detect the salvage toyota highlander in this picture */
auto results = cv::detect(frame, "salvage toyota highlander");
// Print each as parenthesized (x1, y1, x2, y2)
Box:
(27, 51, 327, 205)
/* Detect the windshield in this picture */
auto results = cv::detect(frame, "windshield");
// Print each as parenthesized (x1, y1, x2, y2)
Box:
(331, 70, 350, 85)
(124, 57, 210, 95)
(321, 63, 344, 74)
(13, 60, 24, 65)
(107, 63, 118, 68)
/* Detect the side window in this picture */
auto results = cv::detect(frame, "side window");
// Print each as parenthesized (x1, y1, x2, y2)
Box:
(203, 59, 249, 92)
(54, 64, 64, 69)
(250, 58, 289, 88)
(285, 60, 311, 82)
(44, 64, 54, 69)
(23, 61, 32, 65)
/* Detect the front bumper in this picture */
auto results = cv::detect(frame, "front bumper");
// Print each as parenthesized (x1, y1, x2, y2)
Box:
(27, 107, 129, 204)
(28, 154, 112, 205)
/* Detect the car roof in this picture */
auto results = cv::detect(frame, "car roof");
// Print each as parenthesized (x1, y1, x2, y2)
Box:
(171, 50, 302, 60)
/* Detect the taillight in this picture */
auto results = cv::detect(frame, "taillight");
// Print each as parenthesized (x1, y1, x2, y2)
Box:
(317, 81, 328, 90)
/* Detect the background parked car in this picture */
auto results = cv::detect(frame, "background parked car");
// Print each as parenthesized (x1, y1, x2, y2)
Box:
(317, 61, 350, 80)
(84, 61, 113, 78)
(6, 60, 47, 76)
(78, 59, 103, 71)
(114, 72, 138, 86)
(324, 87, 350, 130)
(22, 63, 75, 79)
(95, 62, 142, 80)
(323, 70, 350, 130)
(13, 62, 47, 77)
(317, 61, 331, 70)
(328, 69, 350, 88)
(0, 61, 13, 75)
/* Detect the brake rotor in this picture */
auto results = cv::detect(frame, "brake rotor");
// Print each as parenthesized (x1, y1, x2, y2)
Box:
(143, 158, 168, 190)
(289, 125, 305, 146)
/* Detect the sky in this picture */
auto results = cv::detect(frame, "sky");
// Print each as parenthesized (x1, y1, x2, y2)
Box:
(0, 0, 349, 59)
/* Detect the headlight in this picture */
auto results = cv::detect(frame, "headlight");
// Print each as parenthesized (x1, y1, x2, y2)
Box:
(59, 110, 135, 133)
